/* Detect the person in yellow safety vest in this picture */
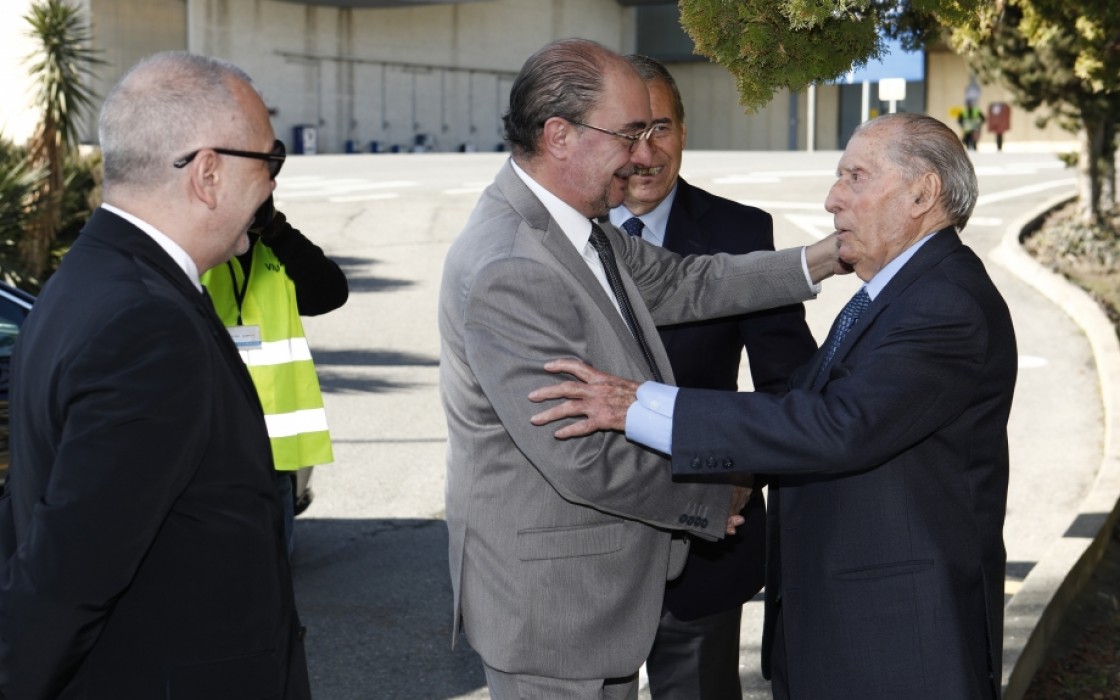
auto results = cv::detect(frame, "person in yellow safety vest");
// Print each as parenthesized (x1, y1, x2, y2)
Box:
(202, 195, 348, 555)
(957, 100, 986, 151)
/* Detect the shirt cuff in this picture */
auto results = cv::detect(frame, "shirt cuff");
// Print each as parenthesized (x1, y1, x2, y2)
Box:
(800, 246, 822, 295)
(625, 381, 679, 455)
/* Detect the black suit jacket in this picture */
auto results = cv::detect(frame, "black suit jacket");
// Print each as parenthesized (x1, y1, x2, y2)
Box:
(656, 179, 816, 621)
(672, 229, 1016, 698)
(0, 209, 310, 699)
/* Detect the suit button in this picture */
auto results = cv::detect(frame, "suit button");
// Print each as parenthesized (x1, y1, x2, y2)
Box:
(690, 457, 701, 471)
(722, 459, 733, 470)
(705, 457, 717, 469)
(678, 514, 687, 524)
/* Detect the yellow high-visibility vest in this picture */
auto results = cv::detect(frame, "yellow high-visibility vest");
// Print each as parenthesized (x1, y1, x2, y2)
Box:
(201, 243, 333, 471)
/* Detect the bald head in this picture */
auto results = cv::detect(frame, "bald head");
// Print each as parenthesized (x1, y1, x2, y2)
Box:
(99, 52, 257, 197)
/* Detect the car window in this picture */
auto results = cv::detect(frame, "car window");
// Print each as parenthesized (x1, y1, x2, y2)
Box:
(0, 297, 28, 360)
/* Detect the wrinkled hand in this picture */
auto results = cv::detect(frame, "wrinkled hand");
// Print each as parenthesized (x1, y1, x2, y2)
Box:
(805, 232, 852, 281)
(529, 358, 639, 439)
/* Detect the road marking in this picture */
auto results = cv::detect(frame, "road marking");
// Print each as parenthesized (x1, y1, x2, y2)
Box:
(739, 200, 824, 211)
(976, 179, 1075, 207)
(967, 217, 1003, 227)
(1019, 355, 1048, 369)
(714, 170, 834, 184)
(783, 214, 834, 240)
(973, 161, 1067, 176)
(328, 193, 400, 203)
(275, 177, 417, 200)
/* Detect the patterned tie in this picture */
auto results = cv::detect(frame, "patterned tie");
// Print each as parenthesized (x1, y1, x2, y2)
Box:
(621, 216, 644, 238)
(814, 287, 871, 385)
(588, 223, 663, 383)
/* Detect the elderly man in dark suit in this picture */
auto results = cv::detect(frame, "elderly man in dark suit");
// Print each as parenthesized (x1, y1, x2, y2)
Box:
(532, 112, 1017, 699)
(608, 55, 816, 699)
(0, 52, 309, 699)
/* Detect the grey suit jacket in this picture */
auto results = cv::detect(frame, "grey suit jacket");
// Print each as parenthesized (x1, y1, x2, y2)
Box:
(438, 160, 816, 678)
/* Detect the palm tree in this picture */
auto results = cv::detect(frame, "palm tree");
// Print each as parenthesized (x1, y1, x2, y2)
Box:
(22, 0, 101, 282)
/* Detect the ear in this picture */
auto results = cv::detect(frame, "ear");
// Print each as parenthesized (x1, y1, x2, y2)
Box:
(679, 121, 688, 150)
(188, 150, 222, 210)
(540, 116, 572, 160)
(910, 172, 940, 219)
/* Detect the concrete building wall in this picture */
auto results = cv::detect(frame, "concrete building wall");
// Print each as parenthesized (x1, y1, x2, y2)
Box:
(0, 0, 1085, 155)
(186, 0, 636, 153)
(926, 47, 1074, 152)
(0, 0, 42, 145)
(665, 61, 841, 152)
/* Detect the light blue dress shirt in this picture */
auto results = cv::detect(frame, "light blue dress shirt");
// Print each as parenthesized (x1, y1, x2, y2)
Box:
(608, 184, 677, 248)
(625, 230, 941, 454)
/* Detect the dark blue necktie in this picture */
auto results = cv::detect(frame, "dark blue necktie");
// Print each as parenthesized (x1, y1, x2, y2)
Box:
(621, 217, 644, 238)
(815, 287, 871, 385)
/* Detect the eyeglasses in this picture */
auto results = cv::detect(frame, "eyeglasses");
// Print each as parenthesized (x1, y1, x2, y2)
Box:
(569, 120, 671, 152)
(173, 139, 286, 179)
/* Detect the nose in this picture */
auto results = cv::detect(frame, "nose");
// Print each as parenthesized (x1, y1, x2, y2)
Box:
(630, 135, 653, 167)
(824, 182, 842, 214)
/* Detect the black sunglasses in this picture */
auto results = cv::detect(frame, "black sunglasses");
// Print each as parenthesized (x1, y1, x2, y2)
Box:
(173, 139, 286, 179)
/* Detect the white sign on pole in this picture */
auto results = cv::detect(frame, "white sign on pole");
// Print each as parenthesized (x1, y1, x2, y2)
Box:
(878, 78, 906, 101)
(878, 78, 906, 114)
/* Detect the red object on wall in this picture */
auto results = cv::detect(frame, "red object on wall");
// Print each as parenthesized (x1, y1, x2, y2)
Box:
(988, 102, 1011, 134)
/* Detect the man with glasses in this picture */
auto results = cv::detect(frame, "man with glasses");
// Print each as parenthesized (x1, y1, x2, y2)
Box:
(0, 52, 310, 698)
(439, 38, 842, 699)
(609, 55, 817, 700)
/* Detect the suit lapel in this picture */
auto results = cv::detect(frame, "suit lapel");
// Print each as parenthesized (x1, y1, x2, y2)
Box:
(84, 209, 262, 404)
(808, 227, 963, 390)
(495, 162, 671, 382)
(662, 179, 714, 257)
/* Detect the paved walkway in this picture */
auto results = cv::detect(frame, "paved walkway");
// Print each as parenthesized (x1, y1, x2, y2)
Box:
(277, 152, 1112, 699)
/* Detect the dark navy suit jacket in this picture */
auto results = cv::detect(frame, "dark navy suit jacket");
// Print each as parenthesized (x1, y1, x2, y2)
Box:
(672, 229, 1016, 698)
(0, 210, 310, 699)
(657, 178, 816, 621)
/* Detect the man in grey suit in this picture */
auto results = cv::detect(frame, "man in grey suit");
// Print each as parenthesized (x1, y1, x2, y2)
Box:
(438, 38, 840, 699)
(530, 113, 1017, 699)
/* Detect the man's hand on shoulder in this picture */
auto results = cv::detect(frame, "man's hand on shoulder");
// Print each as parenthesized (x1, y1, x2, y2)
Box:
(529, 358, 638, 437)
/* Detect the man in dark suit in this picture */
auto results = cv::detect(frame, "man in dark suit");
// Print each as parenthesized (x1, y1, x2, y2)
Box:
(608, 55, 816, 699)
(0, 52, 310, 699)
(531, 112, 1017, 699)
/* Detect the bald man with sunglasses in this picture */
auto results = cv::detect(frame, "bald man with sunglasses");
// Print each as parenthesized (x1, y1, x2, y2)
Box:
(0, 52, 310, 699)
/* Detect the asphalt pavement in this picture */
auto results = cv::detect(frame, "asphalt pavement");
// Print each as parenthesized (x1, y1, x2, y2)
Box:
(276, 150, 1095, 699)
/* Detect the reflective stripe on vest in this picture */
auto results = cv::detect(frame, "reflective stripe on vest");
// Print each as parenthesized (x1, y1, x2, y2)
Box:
(201, 242, 333, 471)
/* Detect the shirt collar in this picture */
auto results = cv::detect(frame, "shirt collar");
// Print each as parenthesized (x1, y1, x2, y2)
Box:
(511, 159, 598, 252)
(865, 230, 939, 300)
(101, 203, 202, 291)
(608, 182, 677, 248)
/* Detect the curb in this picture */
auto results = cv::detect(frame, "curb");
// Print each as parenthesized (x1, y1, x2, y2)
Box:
(989, 192, 1120, 698)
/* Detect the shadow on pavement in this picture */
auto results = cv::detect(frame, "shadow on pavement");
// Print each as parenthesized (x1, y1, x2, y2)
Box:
(291, 518, 486, 700)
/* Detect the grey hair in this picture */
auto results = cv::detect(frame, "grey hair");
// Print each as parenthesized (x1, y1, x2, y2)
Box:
(99, 51, 254, 191)
(625, 54, 685, 123)
(502, 38, 618, 157)
(854, 112, 978, 230)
